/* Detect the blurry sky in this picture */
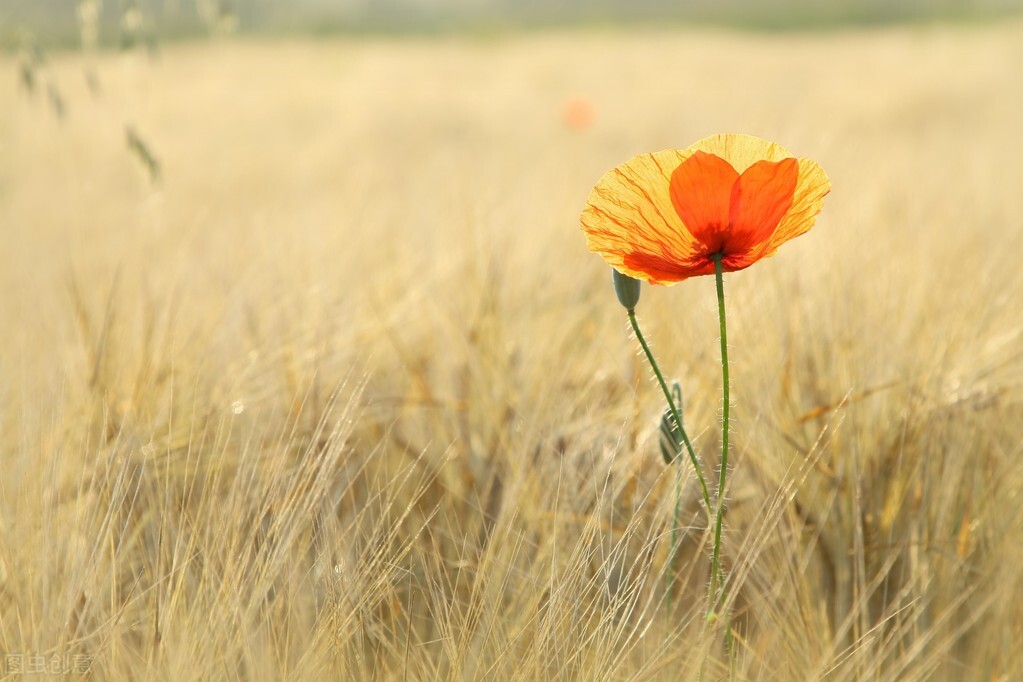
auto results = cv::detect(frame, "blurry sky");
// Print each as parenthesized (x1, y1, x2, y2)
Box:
(4, 0, 1021, 47)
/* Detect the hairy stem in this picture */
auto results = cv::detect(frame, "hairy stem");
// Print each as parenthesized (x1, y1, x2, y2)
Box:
(709, 255, 730, 616)
(627, 310, 711, 515)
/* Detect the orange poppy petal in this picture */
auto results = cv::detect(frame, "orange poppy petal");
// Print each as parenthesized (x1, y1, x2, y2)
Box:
(622, 249, 718, 283)
(690, 134, 792, 174)
(756, 157, 831, 259)
(669, 151, 738, 253)
(581, 133, 829, 285)
(727, 157, 799, 252)
(581, 149, 705, 284)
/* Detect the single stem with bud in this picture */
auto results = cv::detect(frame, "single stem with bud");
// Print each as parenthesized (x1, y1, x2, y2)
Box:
(626, 310, 711, 516)
(613, 271, 718, 605)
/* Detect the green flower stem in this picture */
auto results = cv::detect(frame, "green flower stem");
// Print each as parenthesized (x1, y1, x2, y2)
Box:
(709, 255, 730, 615)
(627, 311, 712, 515)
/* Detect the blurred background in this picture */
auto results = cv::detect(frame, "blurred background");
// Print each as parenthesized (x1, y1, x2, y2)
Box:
(4, 1, 1023, 679)
(4, 0, 1022, 48)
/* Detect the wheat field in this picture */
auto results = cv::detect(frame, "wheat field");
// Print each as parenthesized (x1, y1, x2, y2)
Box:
(2, 20, 1023, 680)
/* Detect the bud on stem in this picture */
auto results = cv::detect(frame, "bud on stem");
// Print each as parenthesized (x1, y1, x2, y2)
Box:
(612, 269, 641, 311)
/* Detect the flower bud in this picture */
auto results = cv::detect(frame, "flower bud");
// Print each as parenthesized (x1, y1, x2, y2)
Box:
(612, 269, 641, 311)
(659, 381, 684, 465)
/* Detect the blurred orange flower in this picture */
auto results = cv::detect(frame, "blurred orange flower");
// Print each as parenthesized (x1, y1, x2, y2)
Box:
(563, 96, 596, 130)
(581, 133, 830, 284)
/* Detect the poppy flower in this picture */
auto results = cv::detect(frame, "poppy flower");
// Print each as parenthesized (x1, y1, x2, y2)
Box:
(581, 133, 830, 284)
(562, 96, 596, 130)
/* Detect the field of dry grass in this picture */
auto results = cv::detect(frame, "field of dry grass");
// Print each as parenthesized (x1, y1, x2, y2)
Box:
(2, 20, 1023, 680)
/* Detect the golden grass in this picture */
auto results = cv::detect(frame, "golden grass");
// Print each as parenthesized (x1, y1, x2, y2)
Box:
(3, 21, 1023, 680)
